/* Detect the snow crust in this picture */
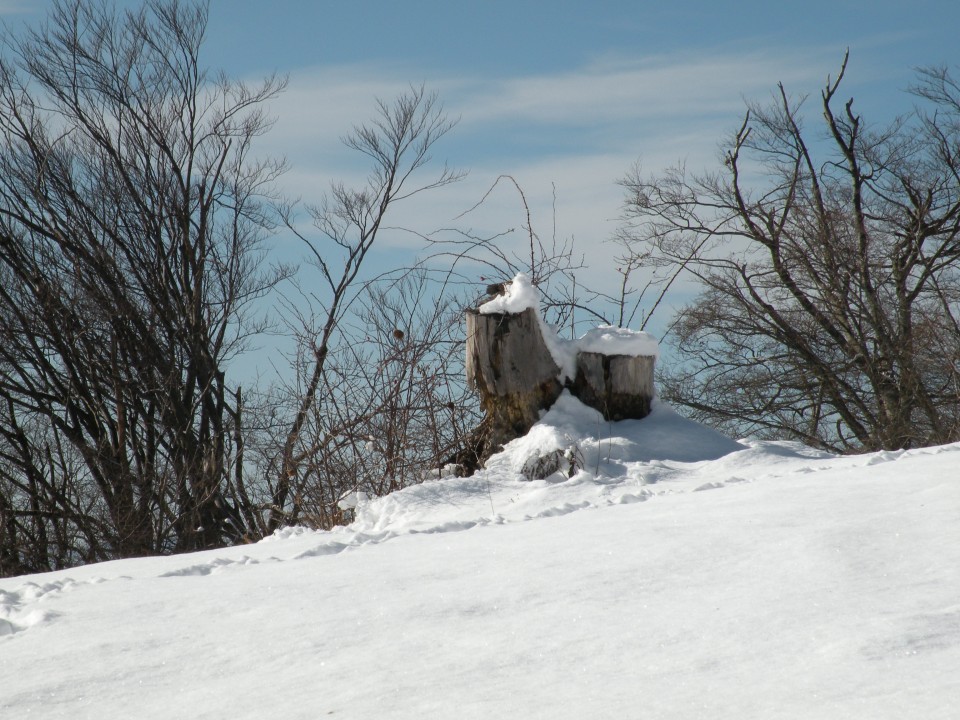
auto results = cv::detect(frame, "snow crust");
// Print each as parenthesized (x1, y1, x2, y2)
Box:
(3, 395, 960, 719)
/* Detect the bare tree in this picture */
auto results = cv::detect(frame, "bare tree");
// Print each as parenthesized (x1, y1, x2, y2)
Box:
(267, 86, 462, 531)
(268, 269, 480, 530)
(620, 53, 960, 452)
(0, 0, 286, 573)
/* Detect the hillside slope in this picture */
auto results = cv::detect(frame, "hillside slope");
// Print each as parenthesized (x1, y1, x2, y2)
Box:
(2, 395, 959, 719)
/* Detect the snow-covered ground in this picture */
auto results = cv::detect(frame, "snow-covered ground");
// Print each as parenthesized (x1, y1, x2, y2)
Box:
(2, 394, 959, 719)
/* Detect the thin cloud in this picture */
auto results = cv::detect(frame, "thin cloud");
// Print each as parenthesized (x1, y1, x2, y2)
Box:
(262, 46, 841, 171)
(255, 45, 861, 296)
(448, 48, 836, 128)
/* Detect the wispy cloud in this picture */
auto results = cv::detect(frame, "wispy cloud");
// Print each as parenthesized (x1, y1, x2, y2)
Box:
(255, 45, 855, 295)
(263, 46, 839, 168)
(451, 49, 831, 129)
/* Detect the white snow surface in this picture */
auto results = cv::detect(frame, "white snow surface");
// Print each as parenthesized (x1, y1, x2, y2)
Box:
(578, 324, 660, 359)
(3, 394, 960, 719)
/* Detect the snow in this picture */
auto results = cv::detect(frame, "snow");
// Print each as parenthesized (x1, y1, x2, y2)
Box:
(478, 272, 541, 315)
(578, 324, 660, 359)
(336, 489, 368, 511)
(3, 394, 960, 719)
(540, 321, 578, 381)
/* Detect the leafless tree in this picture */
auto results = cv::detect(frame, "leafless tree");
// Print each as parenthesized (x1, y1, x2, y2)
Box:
(0, 0, 286, 574)
(620, 53, 960, 452)
(266, 86, 463, 531)
(268, 270, 480, 529)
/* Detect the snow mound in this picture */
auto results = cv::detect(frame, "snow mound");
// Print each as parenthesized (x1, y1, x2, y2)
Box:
(350, 392, 748, 534)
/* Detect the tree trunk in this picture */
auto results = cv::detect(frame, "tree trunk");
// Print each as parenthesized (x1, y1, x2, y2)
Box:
(572, 352, 655, 421)
(465, 308, 563, 453)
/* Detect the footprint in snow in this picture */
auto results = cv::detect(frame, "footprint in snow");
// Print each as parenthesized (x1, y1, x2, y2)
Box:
(0, 581, 73, 636)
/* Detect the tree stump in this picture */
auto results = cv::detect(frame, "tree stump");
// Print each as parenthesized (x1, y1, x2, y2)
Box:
(461, 287, 657, 473)
(572, 352, 655, 421)
(465, 307, 564, 453)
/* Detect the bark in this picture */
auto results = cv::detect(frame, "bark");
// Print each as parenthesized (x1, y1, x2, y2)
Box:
(572, 352, 655, 421)
(466, 308, 564, 451)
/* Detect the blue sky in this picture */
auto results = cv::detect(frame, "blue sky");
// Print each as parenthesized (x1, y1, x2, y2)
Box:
(214, 2, 957, 276)
(4, 0, 960, 341)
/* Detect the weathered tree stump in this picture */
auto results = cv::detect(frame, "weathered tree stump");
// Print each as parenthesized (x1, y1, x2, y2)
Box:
(465, 307, 564, 453)
(460, 277, 657, 473)
(572, 352, 655, 421)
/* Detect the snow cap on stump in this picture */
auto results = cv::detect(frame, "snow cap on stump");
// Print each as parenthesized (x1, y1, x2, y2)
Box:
(577, 325, 659, 360)
(478, 272, 540, 315)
